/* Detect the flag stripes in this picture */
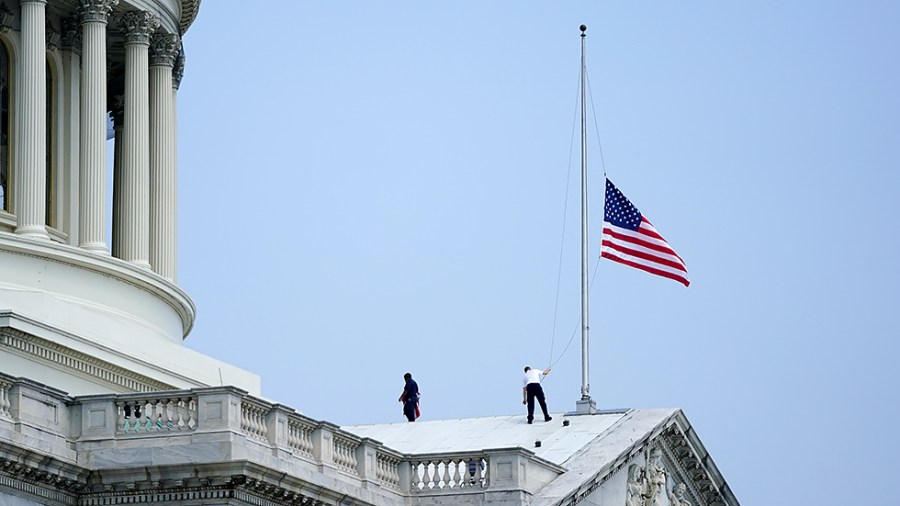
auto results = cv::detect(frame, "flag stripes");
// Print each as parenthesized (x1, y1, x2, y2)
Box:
(601, 179, 690, 287)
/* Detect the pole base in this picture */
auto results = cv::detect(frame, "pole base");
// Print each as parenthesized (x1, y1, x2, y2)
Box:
(575, 396, 596, 415)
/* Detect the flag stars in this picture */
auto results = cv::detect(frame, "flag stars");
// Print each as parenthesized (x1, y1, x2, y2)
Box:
(604, 179, 642, 230)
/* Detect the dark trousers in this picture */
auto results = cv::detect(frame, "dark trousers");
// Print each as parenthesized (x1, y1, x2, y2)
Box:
(403, 401, 417, 422)
(526, 383, 549, 422)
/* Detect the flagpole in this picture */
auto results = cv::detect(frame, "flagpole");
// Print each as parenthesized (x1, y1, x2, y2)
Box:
(576, 24, 596, 415)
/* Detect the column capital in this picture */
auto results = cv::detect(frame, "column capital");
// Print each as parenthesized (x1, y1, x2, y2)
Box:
(78, 0, 118, 24)
(121, 10, 159, 45)
(149, 33, 180, 67)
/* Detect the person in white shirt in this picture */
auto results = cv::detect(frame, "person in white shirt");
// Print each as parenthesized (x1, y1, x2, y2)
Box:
(522, 366, 552, 424)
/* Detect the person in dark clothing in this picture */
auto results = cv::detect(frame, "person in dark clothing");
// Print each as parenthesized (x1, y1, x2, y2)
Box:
(398, 372, 420, 422)
(522, 366, 552, 424)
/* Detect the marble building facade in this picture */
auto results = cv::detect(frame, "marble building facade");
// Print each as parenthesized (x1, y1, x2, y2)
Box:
(0, 1, 741, 505)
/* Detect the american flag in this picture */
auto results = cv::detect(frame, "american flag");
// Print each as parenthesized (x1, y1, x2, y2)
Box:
(600, 178, 690, 287)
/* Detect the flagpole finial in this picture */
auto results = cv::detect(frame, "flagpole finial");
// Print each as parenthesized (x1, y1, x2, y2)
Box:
(580, 24, 587, 35)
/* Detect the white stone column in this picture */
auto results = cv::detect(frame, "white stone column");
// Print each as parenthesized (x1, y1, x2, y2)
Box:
(116, 11, 158, 268)
(110, 95, 123, 257)
(77, 0, 117, 253)
(149, 33, 180, 280)
(59, 19, 82, 245)
(13, 0, 48, 239)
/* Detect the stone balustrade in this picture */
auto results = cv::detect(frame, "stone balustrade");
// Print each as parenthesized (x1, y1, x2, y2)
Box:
(287, 415, 316, 458)
(410, 453, 490, 492)
(0, 372, 565, 504)
(117, 393, 196, 433)
(332, 431, 360, 474)
(239, 395, 269, 441)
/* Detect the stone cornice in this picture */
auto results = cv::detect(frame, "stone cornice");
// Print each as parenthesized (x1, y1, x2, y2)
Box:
(0, 232, 195, 337)
(549, 410, 738, 506)
(179, 0, 200, 35)
(659, 420, 739, 506)
(0, 321, 178, 393)
(0, 442, 87, 505)
(0, 453, 360, 506)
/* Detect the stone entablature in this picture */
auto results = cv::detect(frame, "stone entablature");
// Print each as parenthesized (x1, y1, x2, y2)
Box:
(0, 374, 566, 506)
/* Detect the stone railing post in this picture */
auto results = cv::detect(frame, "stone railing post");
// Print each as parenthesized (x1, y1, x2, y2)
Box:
(486, 447, 532, 491)
(77, 394, 118, 439)
(355, 437, 381, 487)
(265, 404, 294, 457)
(397, 459, 412, 493)
(193, 386, 246, 433)
(482, 446, 566, 499)
(312, 421, 340, 473)
(2, 378, 71, 460)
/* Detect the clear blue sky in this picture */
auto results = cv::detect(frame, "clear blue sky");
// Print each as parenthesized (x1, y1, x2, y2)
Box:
(176, 3, 900, 505)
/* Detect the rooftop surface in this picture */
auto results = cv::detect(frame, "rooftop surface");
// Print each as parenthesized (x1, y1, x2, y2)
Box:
(344, 410, 638, 466)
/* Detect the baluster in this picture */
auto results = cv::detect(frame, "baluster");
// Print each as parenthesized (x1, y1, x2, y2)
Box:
(287, 423, 297, 449)
(305, 427, 314, 454)
(297, 426, 306, 453)
(127, 401, 138, 431)
(131, 401, 141, 433)
(186, 398, 197, 429)
(257, 408, 264, 437)
(160, 399, 172, 428)
(441, 459, 451, 489)
(258, 407, 268, 439)
(140, 400, 151, 432)
(176, 398, 187, 429)
(249, 405, 258, 436)
(412, 461, 423, 491)
(147, 399, 158, 431)
(451, 458, 462, 488)
(341, 442, 350, 468)
(428, 460, 438, 489)
(0, 384, 10, 416)
(116, 401, 126, 432)
(481, 457, 489, 487)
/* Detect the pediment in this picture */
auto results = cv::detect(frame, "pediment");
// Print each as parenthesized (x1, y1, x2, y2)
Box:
(534, 410, 739, 506)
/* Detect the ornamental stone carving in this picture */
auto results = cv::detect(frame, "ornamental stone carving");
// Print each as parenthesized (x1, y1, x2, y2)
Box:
(626, 464, 642, 506)
(61, 17, 82, 51)
(668, 482, 692, 506)
(623, 447, 669, 506)
(0, 4, 12, 33)
(111, 94, 125, 126)
(47, 20, 61, 50)
(121, 11, 159, 44)
(644, 447, 667, 506)
(78, 0, 118, 24)
(172, 50, 185, 88)
(149, 33, 181, 66)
